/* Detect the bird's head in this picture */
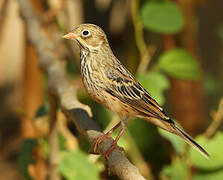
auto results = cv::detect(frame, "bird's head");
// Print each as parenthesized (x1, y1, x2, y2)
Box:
(62, 24, 108, 52)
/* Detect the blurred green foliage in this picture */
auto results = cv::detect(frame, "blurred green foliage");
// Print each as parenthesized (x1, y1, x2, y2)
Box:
(18, 139, 38, 180)
(204, 75, 220, 96)
(193, 170, 223, 180)
(161, 132, 223, 180)
(137, 71, 170, 105)
(59, 150, 101, 180)
(66, 60, 78, 76)
(141, 1, 184, 33)
(162, 160, 188, 180)
(189, 132, 223, 169)
(158, 48, 202, 80)
(158, 128, 186, 155)
(128, 118, 158, 151)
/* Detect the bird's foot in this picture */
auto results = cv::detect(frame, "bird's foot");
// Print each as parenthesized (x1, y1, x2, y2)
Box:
(89, 122, 122, 154)
(103, 142, 124, 161)
(89, 134, 111, 154)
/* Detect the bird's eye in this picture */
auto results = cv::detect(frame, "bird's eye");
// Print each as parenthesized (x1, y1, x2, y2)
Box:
(81, 30, 91, 37)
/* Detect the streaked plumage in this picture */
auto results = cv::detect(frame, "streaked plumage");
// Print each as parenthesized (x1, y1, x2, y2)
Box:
(63, 24, 209, 159)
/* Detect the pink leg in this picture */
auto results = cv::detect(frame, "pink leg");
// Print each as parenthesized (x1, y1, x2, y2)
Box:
(103, 126, 127, 160)
(91, 122, 121, 154)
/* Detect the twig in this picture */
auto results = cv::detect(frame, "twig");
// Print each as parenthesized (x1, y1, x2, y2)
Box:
(205, 98, 223, 138)
(18, 0, 145, 179)
(131, 0, 153, 74)
(48, 92, 60, 180)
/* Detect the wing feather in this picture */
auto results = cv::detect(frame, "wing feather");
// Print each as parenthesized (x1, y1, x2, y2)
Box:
(103, 60, 209, 159)
(104, 64, 170, 121)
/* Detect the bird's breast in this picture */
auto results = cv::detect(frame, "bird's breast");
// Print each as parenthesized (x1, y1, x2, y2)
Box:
(79, 51, 138, 117)
(80, 52, 107, 104)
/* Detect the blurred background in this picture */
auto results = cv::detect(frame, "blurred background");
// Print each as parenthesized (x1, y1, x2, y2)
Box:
(0, 0, 223, 179)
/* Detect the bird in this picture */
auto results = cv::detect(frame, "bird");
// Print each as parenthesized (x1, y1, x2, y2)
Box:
(62, 23, 209, 159)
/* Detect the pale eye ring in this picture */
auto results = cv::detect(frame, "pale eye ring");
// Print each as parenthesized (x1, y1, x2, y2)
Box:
(81, 30, 91, 37)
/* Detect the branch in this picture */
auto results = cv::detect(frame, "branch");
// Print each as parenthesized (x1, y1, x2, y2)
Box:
(131, 0, 154, 74)
(205, 98, 223, 138)
(18, 0, 145, 179)
(48, 92, 60, 180)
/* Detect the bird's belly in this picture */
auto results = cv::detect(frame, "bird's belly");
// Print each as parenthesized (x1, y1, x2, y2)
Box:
(82, 76, 136, 117)
(104, 92, 137, 117)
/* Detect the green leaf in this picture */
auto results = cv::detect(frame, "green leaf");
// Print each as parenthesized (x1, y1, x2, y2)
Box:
(158, 48, 201, 80)
(189, 132, 223, 169)
(194, 170, 223, 180)
(35, 101, 49, 118)
(158, 128, 186, 155)
(59, 150, 100, 180)
(137, 71, 170, 105)
(141, 2, 184, 34)
(162, 160, 188, 180)
(18, 138, 38, 180)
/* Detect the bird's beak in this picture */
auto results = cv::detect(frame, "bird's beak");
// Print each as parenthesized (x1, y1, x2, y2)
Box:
(62, 32, 76, 40)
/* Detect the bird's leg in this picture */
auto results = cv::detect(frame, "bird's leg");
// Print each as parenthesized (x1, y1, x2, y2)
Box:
(103, 125, 127, 160)
(91, 121, 121, 154)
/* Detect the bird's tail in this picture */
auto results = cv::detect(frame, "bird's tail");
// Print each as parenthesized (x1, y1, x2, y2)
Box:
(143, 116, 209, 159)
(170, 123, 210, 159)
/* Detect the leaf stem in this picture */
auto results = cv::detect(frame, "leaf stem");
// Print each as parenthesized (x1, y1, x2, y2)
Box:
(131, 0, 153, 74)
(205, 98, 223, 138)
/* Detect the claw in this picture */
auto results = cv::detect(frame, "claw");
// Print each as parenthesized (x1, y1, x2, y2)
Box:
(103, 143, 124, 161)
(89, 134, 111, 154)
(89, 122, 122, 154)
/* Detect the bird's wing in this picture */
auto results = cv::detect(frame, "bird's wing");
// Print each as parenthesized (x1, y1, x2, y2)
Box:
(103, 62, 210, 159)
(104, 62, 171, 122)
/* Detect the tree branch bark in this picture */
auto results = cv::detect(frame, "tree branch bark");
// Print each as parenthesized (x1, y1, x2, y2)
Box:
(18, 0, 145, 179)
(48, 92, 60, 180)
